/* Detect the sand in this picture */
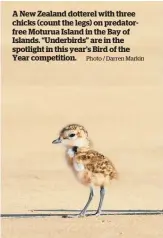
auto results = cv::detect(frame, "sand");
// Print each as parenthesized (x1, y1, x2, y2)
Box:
(1, 1, 163, 238)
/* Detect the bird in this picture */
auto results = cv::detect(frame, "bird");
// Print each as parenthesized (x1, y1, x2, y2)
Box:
(52, 123, 118, 218)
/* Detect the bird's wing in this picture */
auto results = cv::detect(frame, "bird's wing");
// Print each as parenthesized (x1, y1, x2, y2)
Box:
(75, 149, 118, 179)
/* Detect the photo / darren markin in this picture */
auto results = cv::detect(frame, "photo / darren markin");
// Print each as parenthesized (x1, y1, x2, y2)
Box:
(86, 55, 145, 62)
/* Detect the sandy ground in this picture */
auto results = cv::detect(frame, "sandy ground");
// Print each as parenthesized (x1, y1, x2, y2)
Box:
(2, 215, 163, 238)
(1, 2, 163, 238)
(2, 83, 163, 238)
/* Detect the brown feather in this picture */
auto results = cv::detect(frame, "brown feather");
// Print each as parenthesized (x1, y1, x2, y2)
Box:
(75, 148, 118, 182)
(60, 124, 88, 137)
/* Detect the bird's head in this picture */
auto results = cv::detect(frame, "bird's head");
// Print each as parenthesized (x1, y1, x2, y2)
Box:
(52, 124, 92, 149)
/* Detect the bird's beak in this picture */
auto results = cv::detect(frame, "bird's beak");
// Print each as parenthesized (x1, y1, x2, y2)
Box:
(52, 138, 62, 144)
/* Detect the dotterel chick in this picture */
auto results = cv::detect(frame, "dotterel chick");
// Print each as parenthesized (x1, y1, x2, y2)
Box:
(52, 124, 118, 218)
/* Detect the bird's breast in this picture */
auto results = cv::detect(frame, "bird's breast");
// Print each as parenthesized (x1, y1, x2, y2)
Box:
(67, 148, 75, 158)
(65, 149, 84, 171)
(73, 159, 85, 172)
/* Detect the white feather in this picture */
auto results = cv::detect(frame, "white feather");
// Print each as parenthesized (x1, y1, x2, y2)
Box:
(73, 160, 85, 172)
(67, 148, 84, 172)
(67, 148, 75, 158)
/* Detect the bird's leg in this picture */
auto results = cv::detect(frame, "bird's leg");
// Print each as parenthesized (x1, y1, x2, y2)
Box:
(64, 187, 94, 218)
(78, 186, 94, 217)
(94, 186, 105, 216)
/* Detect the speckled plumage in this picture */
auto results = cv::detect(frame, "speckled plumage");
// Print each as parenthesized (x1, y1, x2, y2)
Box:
(66, 147, 118, 186)
(60, 124, 88, 139)
(75, 148, 118, 179)
(52, 123, 118, 217)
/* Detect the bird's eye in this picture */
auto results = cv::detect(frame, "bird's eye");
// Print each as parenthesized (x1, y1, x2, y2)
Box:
(69, 133, 75, 138)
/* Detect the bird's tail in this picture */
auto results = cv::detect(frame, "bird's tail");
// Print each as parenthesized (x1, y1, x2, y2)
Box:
(110, 168, 119, 180)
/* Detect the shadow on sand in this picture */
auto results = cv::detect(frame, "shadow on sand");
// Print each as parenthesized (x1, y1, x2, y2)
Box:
(1, 209, 163, 218)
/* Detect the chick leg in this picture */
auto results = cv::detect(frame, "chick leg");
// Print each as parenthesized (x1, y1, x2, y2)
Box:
(78, 186, 94, 217)
(94, 186, 105, 216)
(65, 186, 94, 218)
